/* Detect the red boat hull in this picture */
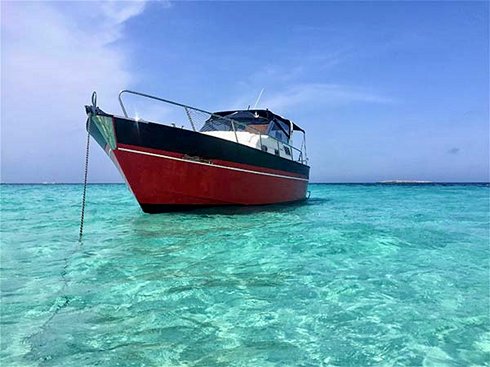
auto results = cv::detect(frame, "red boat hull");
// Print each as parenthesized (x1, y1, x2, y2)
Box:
(112, 144, 308, 212)
(88, 113, 310, 212)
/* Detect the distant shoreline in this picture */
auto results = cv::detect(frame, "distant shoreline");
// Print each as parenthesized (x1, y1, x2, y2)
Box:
(378, 180, 433, 184)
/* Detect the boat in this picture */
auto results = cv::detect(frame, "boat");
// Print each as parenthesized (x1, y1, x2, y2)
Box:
(84, 90, 310, 213)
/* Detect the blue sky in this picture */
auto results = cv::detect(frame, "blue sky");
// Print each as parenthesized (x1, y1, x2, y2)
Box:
(1, 1, 488, 183)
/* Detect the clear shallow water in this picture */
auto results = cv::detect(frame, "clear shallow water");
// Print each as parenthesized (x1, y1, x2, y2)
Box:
(1, 183, 489, 366)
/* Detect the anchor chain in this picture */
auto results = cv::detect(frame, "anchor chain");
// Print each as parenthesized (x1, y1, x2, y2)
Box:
(78, 117, 91, 240)
(79, 92, 96, 240)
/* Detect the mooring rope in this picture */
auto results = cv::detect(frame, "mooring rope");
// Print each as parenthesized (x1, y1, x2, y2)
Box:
(79, 116, 91, 241)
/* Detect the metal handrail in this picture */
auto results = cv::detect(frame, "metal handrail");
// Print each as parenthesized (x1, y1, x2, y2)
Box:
(118, 89, 307, 164)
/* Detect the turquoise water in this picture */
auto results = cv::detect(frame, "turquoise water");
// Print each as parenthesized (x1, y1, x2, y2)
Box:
(1, 183, 489, 366)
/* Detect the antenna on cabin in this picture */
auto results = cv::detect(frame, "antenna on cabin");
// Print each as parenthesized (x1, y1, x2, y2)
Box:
(253, 88, 264, 109)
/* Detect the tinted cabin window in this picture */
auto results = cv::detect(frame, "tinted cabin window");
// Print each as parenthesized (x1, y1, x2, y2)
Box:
(268, 119, 290, 143)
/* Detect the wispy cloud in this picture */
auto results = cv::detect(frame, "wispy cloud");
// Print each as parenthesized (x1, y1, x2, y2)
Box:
(100, 0, 147, 26)
(1, 1, 148, 182)
(260, 83, 394, 112)
(230, 45, 391, 113)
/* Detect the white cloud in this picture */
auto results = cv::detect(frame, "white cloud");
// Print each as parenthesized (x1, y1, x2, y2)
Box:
(101, 1, 147, 26)
(230, 80, 395, 114)
(230, 48, 391, 115)
(256, 83, 393, 113)
(1, 1, 147, 182)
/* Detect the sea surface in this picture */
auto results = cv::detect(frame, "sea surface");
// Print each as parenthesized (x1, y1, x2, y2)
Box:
(1, 183, 489, 366)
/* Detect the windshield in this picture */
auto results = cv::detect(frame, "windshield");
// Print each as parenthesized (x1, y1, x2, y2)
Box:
(201, 110, 291, 143)
(201, 111, 268, 132)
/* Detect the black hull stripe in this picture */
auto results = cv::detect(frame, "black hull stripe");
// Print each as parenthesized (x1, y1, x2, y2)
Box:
(113, 116, 310, 177)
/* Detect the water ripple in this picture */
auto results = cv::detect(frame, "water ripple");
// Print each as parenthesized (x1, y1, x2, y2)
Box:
(1, 183, 489, 366)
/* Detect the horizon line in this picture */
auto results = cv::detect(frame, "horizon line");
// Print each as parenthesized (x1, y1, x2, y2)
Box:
(1, 181, 489, 185)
